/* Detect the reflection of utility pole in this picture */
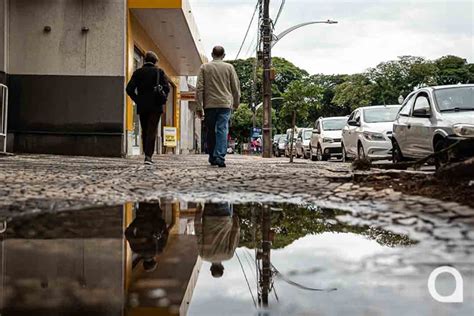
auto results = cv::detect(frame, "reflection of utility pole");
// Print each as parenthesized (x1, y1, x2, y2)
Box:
(257, 205, 272, 308)
(261, 0, 272, 158)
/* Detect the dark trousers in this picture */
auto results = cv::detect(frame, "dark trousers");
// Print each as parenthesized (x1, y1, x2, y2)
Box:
(139, 111, 161, 158)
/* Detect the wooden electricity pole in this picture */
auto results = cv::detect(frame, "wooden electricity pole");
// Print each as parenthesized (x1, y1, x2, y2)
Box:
(261, 0, 272, 158)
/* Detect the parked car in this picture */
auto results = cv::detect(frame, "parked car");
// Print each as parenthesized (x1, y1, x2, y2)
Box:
(342, 105, 401, 161)
(310, 117, 347, 161)
(295, 128, 313, 159)
(285, 128, 299, 157)
(392, 84, 474, 168)
(273, 134, 285, 157)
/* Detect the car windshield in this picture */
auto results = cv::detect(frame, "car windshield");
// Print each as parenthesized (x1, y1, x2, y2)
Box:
(278, 137, 286, 144)
(322, 119, 346, 131)
(303, 130, 312, 140)
(434, 87, 474, 111)
(363, 107, 400, 123)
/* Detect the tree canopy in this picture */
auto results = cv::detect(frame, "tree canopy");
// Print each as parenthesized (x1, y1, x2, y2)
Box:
(227, 54, 473, 141)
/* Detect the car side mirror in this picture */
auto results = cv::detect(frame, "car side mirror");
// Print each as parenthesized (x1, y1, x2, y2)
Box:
(348, 120, 359, 127)
(413, 108, 431, 118)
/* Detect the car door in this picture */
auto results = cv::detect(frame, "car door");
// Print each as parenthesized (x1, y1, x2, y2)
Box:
(311, 120, 322, 154)
(347, 110, 361, 155)
(342, 112, 355, 155)
(394, 94, 415, 155)
(407, 92, 434, 157)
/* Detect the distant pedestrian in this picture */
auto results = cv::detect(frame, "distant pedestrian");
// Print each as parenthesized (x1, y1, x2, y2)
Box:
(196, 46, 241, 168)
(126, 51, 170, 165)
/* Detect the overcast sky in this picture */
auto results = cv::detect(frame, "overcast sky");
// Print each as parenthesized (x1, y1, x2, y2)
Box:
(189, 0, 473, 75)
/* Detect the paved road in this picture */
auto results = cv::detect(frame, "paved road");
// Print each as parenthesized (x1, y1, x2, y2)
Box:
(0, 154, 472, 225)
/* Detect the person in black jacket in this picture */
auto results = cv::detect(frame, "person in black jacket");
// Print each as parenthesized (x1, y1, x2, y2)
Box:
(126, 51, 170, 165)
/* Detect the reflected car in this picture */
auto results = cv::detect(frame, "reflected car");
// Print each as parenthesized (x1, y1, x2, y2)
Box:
(392, 84, 474, 168)
(309, 117, 347, 161)
(295, 128, 313, 159)
(342, 105, 401, 161)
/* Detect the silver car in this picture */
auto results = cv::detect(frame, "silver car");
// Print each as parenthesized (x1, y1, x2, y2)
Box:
(342, 105, 401, 161)
(392, 84, 474, 168)
(295, 128, 313, 159)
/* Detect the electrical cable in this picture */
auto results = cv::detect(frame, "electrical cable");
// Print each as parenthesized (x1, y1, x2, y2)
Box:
(273, 0, 286, 28)
(272, 264, 338, 292)
(236, 251, 258, 307)
(235, 1, 260, 60)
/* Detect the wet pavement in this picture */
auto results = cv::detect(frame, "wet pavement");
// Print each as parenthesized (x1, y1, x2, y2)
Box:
(0, 154, 473, 227)
(0, 199, 472, 316)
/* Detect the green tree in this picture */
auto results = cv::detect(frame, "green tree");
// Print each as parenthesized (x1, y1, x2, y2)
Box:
(280, 78, 323, 162)
(368, 56, 438, 103)
(227, 57, 308, 112)
(435, 55, 471, 85)
(333, 74, 377, 110)
(230, 104, 254, 144)
(230, 104, 277, 145)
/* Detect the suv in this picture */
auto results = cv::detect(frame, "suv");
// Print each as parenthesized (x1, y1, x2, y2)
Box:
(341, 105, 401, 161)
(310, 117, 347, 161)
(295, 128, 313, 159)
(392, 84, 474, 168)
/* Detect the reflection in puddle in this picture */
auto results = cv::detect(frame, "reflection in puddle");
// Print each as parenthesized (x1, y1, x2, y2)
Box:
(0, 201, 472, 315)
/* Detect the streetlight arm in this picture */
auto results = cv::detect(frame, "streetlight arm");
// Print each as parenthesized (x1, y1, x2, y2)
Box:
(272, 20, 338, 48)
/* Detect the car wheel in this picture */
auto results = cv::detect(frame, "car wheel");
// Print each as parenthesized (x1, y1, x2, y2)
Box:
(434, 138, 450, 170)
(316, 146, 323, 161)
(342, 143, 348, 162)
(357, 143, 366, 160)
(310, 146, 317, 161)
(392, 140, 405, 164)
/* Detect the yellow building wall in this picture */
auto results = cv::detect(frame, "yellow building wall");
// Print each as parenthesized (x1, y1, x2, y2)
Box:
(126, 11, 181, 140)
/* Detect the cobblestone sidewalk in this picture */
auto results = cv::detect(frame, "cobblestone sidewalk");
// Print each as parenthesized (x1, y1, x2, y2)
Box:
(0, 154, 473, 227)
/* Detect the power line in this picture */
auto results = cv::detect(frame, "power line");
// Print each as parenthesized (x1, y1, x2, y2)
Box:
(273, 0, 286, 28)
(235, 1, 260, 60)
(236, 251, 258, 307)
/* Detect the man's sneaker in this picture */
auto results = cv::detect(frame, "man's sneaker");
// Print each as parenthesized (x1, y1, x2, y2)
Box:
(144, 156, 154, 165)
(217, 162, 226, 168)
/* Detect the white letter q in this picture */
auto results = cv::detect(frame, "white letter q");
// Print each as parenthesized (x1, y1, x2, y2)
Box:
(428, 266, 463, 303)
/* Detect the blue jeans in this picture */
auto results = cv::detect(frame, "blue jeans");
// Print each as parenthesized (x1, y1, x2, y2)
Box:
(204, 108, 231, 164)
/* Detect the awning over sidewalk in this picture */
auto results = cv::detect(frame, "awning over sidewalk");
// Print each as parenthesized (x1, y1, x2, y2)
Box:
(129, 0, 207, 75)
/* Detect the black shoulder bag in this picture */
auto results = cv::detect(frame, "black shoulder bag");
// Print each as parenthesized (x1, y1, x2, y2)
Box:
(153, 68, 167, 108)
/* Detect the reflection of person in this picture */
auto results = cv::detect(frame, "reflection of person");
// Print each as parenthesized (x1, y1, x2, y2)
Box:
(125, 203, 169, 272)
(195, 203, 240, 278)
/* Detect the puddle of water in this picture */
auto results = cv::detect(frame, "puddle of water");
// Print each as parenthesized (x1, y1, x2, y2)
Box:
(0, 201, 472, 316)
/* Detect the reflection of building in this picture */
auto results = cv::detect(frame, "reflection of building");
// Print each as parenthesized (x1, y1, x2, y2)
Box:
(0, 201, 202, 316)
(1, 0, 205, 156)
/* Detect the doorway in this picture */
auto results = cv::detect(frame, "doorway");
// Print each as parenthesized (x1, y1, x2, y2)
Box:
(131, 48, 144, 155)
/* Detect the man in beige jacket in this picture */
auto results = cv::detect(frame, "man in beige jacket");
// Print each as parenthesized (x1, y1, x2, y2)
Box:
(196, 46, 241, 168)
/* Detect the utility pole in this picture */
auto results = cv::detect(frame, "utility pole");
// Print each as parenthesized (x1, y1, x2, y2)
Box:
(261, 0, 272, 158)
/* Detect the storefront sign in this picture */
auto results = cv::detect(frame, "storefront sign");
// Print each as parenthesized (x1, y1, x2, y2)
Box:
(180, 91, 196, 102)
(163, 126, 177, 147)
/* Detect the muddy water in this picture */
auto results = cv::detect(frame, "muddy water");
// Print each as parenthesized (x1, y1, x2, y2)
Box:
(0, 201, 472, 316)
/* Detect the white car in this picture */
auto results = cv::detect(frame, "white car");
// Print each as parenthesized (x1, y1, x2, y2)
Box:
(309, 116, 347, 161)
(295, 128, 313, 159)
(341, 105, 401, 161)
(392, 84, 474, 168)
